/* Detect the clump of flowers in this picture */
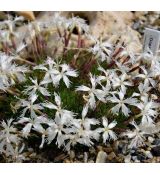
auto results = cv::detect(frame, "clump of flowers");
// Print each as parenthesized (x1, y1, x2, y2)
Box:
(0, 12, 160, 162)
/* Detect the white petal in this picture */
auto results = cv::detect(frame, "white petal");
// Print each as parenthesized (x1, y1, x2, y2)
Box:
(54, 92, 61, 106)
(56, 133, 65, 148)
(66, 70, 78, 77)
(111, 104, 121, 115)
(33, 124, 45, 133)
(102, 117, 108, 127)
(63, 75, 71, 88)
(47, 127, 57, 143)
(119, 90, 124, 100)
(108, 120, 117, 129)
(39, 87, 50, 96)
(121, 104, 130, 116)
(82, 105, 88, 119)
(102, 132, 109, 143)
(17, 117, 30, 124)
(89, 73, 96, 88)
(39, 134, 45, 148)
(42, 102, 57, 110)
(76, 85, 90, 92)
(89, 93, 96, 109)
(108, 130, 117, 140)
(53, 74, 61, 86)
(22, 123, 32, 138)
(30, 94, 38, 103)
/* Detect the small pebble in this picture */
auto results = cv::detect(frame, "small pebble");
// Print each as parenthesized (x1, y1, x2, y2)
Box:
(124, 154, 131, 163)
(145, 151, 153, 159)
(148, 136, 154, 143)
(151, 146, 160, 156)
(69, 150, 75, 160)
(153, 139, 160, 146)
(107, 152, 116, 161)
(96, 151, 107, 163)
(83, 152, 88, 163)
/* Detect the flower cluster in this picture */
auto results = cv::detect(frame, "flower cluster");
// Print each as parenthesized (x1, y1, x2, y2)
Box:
(0, 13, 160, 162)
(0, 52, 28, 91)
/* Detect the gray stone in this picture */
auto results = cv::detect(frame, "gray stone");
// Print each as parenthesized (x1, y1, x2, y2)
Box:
(151, 146, 160, 156)
(96, 151, 107, 163)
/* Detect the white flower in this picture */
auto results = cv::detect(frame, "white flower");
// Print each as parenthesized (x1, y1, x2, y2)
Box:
(132, 83, 151, 101)
(136, 97, 159, 126)
(0, 119, 18, 144)
(23, 78, 50, 97)
(0, 30, 10, 43)
(47, 115, 70, 148)
(52, 63, 78, 88)
(112, 73, 133, 93)
(0, 119, 20, 155)
(73, 105, 99, 131)
(64, 134, 80, 151)
(64, 105, 99, 150)
(137, 48, 154, 63)
(34, 57, 78, 88)
(0, 52, 28, 91)
(52, 12, 68, 28)
(7, 144, 25, 163)
(66, 16, 89, 33)
(33, 124, 48, 148)
(71, 105, 99, 145)
(34, 57, 61, 85)
(124, 121, 146, 149)
(0, 15, 24, 33)
(76, 73, 105, 109)
(19, 94, 43, 118)
(107, 90, 138, 116)
(96, 117, 117, 143)
(136, 66, 156, 87)
(115, 61, 131, 74)
(42, 92, 75, 119)
(17, 116, 48, 138)
(97, 66, 114, 85)
(89, 37, 112, 62)
(150, 59, 160, 77)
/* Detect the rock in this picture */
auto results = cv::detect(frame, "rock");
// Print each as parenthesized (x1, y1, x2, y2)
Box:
(118, 141, 128, 154)
(13, 11, 142, 60)
(107, 152, 116, 161)
(134, 159, 140, 163)
(0, 12, 8, 21)
(103, 147, 113, 153)
(145, 151, 153, 159)
(133, 11, 147, 19)
(137, 153, 145, 161)
(96, 151, 107, 163)
(155, 157, 160, 162)
(16, 11, 35, 21)
(89, 147, 96, 155)
(148, 136, 155, 144)
(83, 152, 88, 163)
(153, 139, 160, 146)
(77, 154, 83, 159)
(124, 154, 131, 163)
(54, 153, 68, 162)
(63, 159, 71, 163)
(61, 11, 142, 52)
(69, 150, 75, 160)
(151, 146, 160, 156)
(88, 160, 94, 163)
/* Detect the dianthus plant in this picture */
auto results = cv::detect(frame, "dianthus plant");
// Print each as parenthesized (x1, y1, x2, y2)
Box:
(0, 13, 160, 162)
